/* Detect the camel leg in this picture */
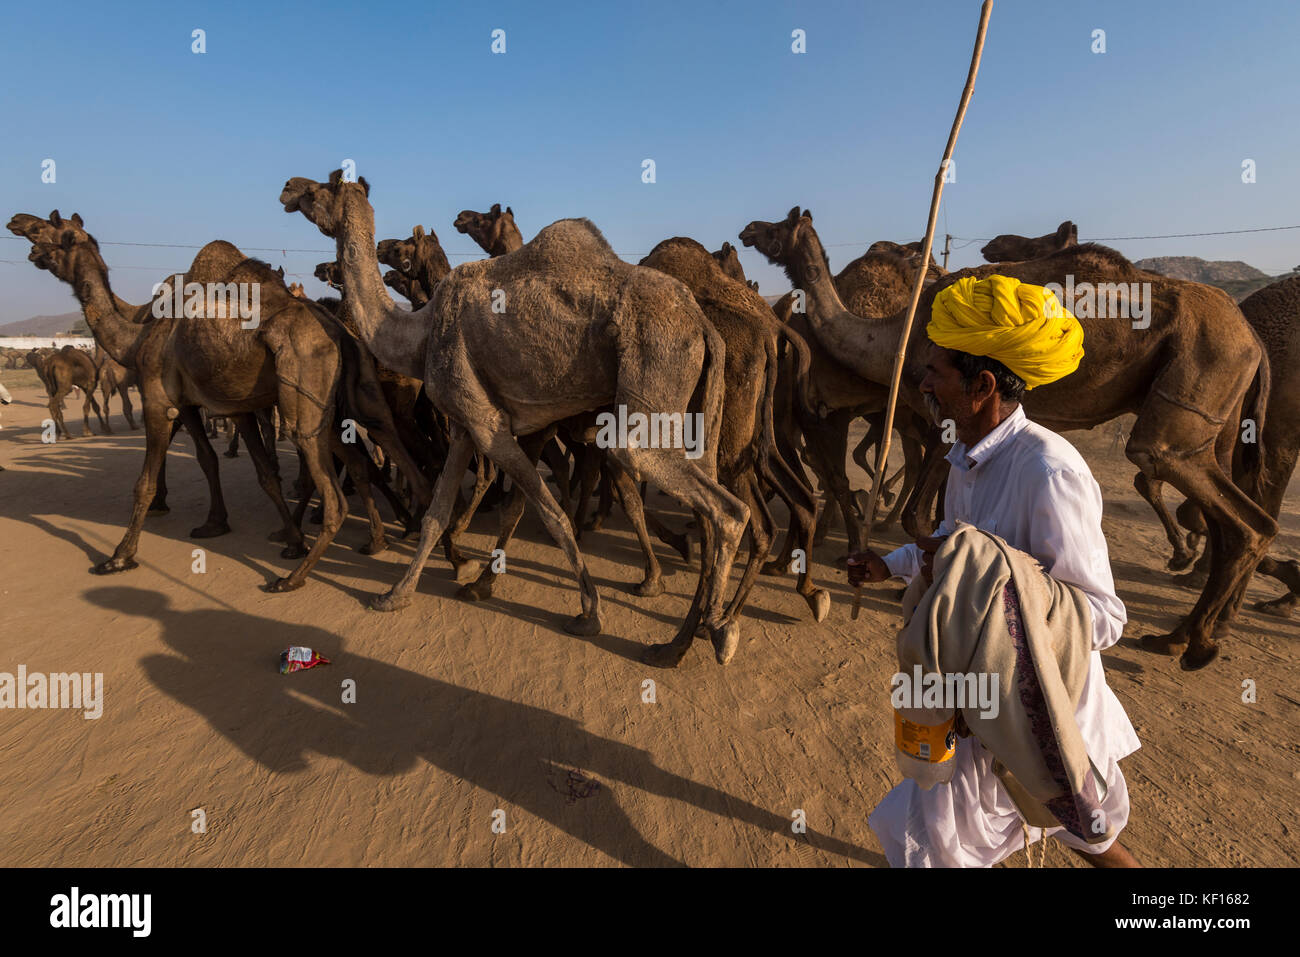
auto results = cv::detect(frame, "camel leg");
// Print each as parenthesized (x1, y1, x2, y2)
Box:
(541, 438, 573, 519)
(82, 385, 104, 437)
(148, 419, 185, 516)
(120, 383, 138, 430)
(1135, 473, 1198, 571)
(49, 381, 72, 440)
(759, 439, 831, 622)
(471, 425, 603, 634)
(332, 435, 388, 556)
(804, 411, 863, 556)
(571, 444, 602, 536)
(172, 406, 232, 540)
(1130, 437, 1275, 670)
(99, 376, 115, 435)
(454, 431, 555, 603)
(232, 413, 306, 559)
(607, 460, 667, 597)
(716, 469, 774, 624)
(92, 401, 175, 574)
(266, 425, 346, 592)
(621, 443, 749, 666)
(881, 432, 921, 528)
(372, 429, 478, 612)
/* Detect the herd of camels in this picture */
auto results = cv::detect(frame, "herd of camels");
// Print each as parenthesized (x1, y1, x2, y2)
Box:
(5, 170, 1299, 671)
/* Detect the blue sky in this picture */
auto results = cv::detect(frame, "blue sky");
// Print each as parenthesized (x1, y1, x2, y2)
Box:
(2, 0, 1298, 323)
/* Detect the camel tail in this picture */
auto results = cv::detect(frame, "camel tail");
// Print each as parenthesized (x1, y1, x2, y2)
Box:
(775, 322, 816, 420)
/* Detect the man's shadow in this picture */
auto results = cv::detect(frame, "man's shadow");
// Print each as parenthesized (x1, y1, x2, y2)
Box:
(88, 586, 882, 867)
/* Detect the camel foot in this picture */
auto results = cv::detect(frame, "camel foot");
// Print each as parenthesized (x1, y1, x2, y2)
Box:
(1254, 594, 1297, 619)
(92, 557, 138, 575)
(223, 449, 238, 459)
(759, 560, 786, 577)
(564, 613, 602, 637)
(452, 559, 482, 584)
(1180, 642, 1220, 671)
(147, 503, 170, 516)
(368, 590, 410, 612)
(359, 538, 389, 556)
(632, 577, 665, 598)
(1165, 549, 1196, 572)
(1171, 568, 1209, 590)
(279, 543, 308, 560)
(456, 577, 495, 603)
(1138, 632, 1187, 656)
(190, 521, 231, 539)
(265, 576, 304, 594)
(711, 621, 741, 664)
(804, 588, 831, 623)
(642, 640, 689, 668)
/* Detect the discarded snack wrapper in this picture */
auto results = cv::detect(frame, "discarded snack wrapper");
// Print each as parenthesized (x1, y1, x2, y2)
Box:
(279, 646, 331, 674)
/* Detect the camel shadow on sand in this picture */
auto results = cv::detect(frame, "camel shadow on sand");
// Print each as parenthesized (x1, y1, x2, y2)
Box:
(86, 585, 883, 868)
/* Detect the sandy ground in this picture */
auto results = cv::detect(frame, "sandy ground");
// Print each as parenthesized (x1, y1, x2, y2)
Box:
(0, 375, 1297, 868)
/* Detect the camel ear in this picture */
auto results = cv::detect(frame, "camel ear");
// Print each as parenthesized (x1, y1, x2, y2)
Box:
(1068, 222, 1078, 243)
(505, 206, 513, 217)
(786, 206, 800, 224)
(49, 210, 62, 226)
(71, 213, 83, 227)
(413, 225, 424, 237)
(490, 203, 502, 215)
(328, 169, 344, 186)
(358, 176, 370, 197)
(803, 209, 813, 222)
(1057, 221, 1073, 241)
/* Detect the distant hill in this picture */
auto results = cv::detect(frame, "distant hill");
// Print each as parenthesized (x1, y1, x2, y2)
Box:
(0, 312, 85, 337)
(1133, 256, 1299, 301)
(1135, 256, 1268, 283)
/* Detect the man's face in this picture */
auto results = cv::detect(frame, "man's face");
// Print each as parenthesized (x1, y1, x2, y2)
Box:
(920, 342, 982, 431)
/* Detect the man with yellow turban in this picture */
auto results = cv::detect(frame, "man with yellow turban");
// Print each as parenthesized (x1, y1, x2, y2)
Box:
(848, 275, 1141, 868)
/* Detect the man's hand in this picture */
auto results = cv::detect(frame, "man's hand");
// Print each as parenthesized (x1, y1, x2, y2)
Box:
(846, 549, 889, 587)
(917, 535, 948, 585)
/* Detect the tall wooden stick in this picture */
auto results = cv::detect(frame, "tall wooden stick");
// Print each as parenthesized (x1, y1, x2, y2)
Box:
(851, 0, 993, 620)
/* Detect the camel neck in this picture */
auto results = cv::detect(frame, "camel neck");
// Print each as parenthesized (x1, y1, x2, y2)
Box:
(70, 256, 145, 366)
(789, 237, 900, 387)
(337, 197, 429, 381)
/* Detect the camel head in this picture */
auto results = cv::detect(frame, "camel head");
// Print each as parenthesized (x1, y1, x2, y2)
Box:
(980, 220, 1077, 263)
(383, 270, 409, 295)
(711, 242, 748, 283)
(378, 225, 430, 274)
(7, 209, 86, 246)
(25, 219, 109, 287)
(313, 261, 343, 289)
(453, 203, 520, 256)
(739, 206, 818, 264)
(280, 169, 370, 238)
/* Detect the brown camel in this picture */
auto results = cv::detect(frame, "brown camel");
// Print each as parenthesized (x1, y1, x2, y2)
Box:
(980, 220, 1078, 263)
(453, 204, 524, 258)
(12, 212, 411, 586)
(741, 206, 1275, 670)
(376, 225, 452, 312)
(442, 208, 686, 598)
(767, 241, 938, 553)
(25, 345, 105, 438)
(641, 236, 830, 630)
(1142, 275, 1300, 616)
(93, 344, 139, 431)
(711, 242, 760, 291)
(282, 171, 751, 663)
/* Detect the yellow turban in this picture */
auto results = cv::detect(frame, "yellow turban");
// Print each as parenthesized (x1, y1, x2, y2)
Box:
(928, 275, 1084, 390)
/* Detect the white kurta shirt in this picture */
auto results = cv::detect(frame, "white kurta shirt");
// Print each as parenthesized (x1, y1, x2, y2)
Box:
(870, 404, 1141, 867)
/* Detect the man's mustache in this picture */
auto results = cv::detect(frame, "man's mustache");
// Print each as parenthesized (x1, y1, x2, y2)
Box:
(923, 392, 944, 426)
